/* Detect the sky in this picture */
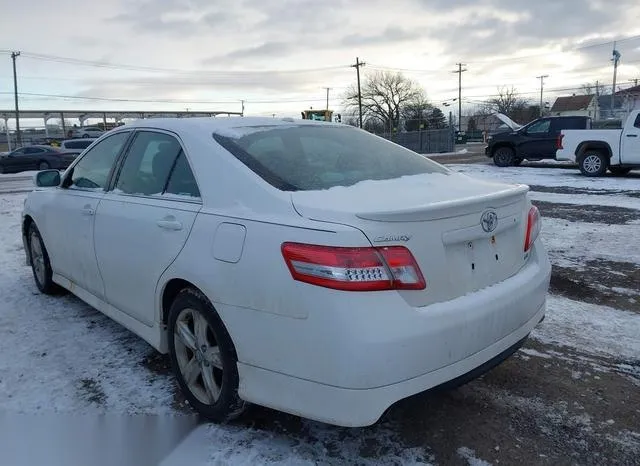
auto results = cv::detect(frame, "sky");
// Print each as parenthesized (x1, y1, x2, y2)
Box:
(1, 0, 640, 126)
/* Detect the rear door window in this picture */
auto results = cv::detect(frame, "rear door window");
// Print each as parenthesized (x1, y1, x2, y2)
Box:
(213, 125, 448, 191)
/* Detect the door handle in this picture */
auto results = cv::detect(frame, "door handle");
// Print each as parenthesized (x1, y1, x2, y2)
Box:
(81, 207, 95, 216)
(156, 219, 183, 231)
(626, 134, 638, 138)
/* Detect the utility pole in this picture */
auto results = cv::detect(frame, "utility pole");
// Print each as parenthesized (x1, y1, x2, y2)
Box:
(595, 79, 600, 120)
(351, 57, 366, 128)
(11, 51, 21, 147)
(611, 42, 621, 114)
(536, 75, 548, 117)
(241, 100, 245, 116)
(451, 63, 467, 131)
(324, 87, 331, 111)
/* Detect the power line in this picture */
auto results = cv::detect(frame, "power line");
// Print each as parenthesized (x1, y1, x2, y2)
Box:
(0, 50, 350, 76)
(0, 91, 343, 105)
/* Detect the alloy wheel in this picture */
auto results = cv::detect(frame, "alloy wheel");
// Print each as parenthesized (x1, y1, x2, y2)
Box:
(173, 307, 224, 405)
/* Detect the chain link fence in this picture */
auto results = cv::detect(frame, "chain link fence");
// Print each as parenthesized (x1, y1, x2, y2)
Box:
(374, 127, 455, 154)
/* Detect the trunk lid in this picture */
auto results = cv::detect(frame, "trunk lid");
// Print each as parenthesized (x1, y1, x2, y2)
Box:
(291, 172, 530, 307)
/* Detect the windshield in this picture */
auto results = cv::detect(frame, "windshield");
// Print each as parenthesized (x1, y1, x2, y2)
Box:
(213, 125, 449, 191)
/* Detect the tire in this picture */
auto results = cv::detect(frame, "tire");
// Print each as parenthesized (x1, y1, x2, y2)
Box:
(168, 288, 246, 423)
(608, 166, 632, 176)
(493, 147, 515, 167)
(512, 158, 523, 166)
(0, 164, 5, 174)
(28, 223, 60, 295)
(38, 161, 50, 170)
(82, 134, 90, 138)
(578, 152, 608, 177)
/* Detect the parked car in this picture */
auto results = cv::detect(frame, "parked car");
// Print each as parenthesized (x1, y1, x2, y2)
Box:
(70, 126, 104, 138)
(0, 145, 76, 174)
(57, 138, 97, 156)
(22, 118, 551, 427)
(485, 114, 591, 166)
(556, 109, 640, 176)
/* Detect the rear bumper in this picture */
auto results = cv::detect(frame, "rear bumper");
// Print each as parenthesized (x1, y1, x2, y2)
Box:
(238, 302, 544, 427)
(230, 242, 551, 426)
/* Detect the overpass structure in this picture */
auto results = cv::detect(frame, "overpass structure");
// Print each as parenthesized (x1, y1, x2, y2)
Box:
(0, 109, 244, 149)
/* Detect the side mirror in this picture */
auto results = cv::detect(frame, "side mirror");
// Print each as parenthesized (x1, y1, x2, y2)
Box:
(34, 170, 61, 187)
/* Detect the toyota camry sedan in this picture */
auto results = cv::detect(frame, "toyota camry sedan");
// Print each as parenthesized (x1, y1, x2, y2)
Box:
(22, 117, 551, 427)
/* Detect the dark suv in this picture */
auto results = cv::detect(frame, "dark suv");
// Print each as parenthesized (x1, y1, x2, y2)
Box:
(485, 115, 591, 167)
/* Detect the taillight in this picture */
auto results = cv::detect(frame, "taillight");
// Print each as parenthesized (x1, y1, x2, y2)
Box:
(524, 206, 541, 252)
(281, 243, 426, 291)
(556, 133, 564, 149)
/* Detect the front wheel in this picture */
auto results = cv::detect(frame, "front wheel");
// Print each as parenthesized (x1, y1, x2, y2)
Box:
(28, 223, 60, 295)
(608, 166, 632, 176)
(493, 147, 515, 167)
(38, 161, 50, 170)
(168, 288, 246, 423)
(579, 152, 608, 177)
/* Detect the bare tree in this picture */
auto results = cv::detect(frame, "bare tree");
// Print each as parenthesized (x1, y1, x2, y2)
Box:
(343, 71, 426, 132)
(581, 81, 608, 96)
(486, 86, 528, 115)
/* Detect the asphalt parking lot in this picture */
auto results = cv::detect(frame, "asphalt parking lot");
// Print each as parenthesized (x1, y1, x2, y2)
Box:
(0, 154, 638, 465)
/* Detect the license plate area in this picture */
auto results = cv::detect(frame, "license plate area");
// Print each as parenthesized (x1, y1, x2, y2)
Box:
(443, 219, 522, 293)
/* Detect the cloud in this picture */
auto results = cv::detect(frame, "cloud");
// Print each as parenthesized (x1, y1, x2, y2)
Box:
(341, 27, 422, 47)
(218, 42, 295, 61)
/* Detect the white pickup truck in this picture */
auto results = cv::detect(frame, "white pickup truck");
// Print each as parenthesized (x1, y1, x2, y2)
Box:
(556, 109, 640, 176)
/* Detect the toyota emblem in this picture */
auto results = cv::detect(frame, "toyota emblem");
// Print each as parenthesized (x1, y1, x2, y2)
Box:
(481, 210, 498, 233)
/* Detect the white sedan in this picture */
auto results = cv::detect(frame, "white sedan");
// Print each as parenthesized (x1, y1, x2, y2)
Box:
(22, 117, 551, 427)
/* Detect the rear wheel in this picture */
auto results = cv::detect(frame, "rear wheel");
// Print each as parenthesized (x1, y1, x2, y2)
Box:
(168, 288, 246, 423)
(38, 161, 50, 170)
(578, 152, 608, 177)
(493, 147, 515, 167)
(608, 166, 632, 176)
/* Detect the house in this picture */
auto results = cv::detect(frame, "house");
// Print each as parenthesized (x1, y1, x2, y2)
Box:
(550, 94, 598, 118)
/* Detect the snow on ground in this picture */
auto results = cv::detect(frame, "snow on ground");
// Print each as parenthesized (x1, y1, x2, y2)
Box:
(451, 164, 640, 193)
(541, 216, 640, 267)
(427, 148, 469, 157)
(0, 171, 38, 180)
(528, 190, 640, 210)
(0, 193, 176, 414)
(534, 295, 640, 360)
(456, 447, 492, 466)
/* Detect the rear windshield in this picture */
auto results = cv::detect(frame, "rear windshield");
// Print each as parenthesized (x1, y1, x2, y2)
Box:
(213, 125, 448, 191)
